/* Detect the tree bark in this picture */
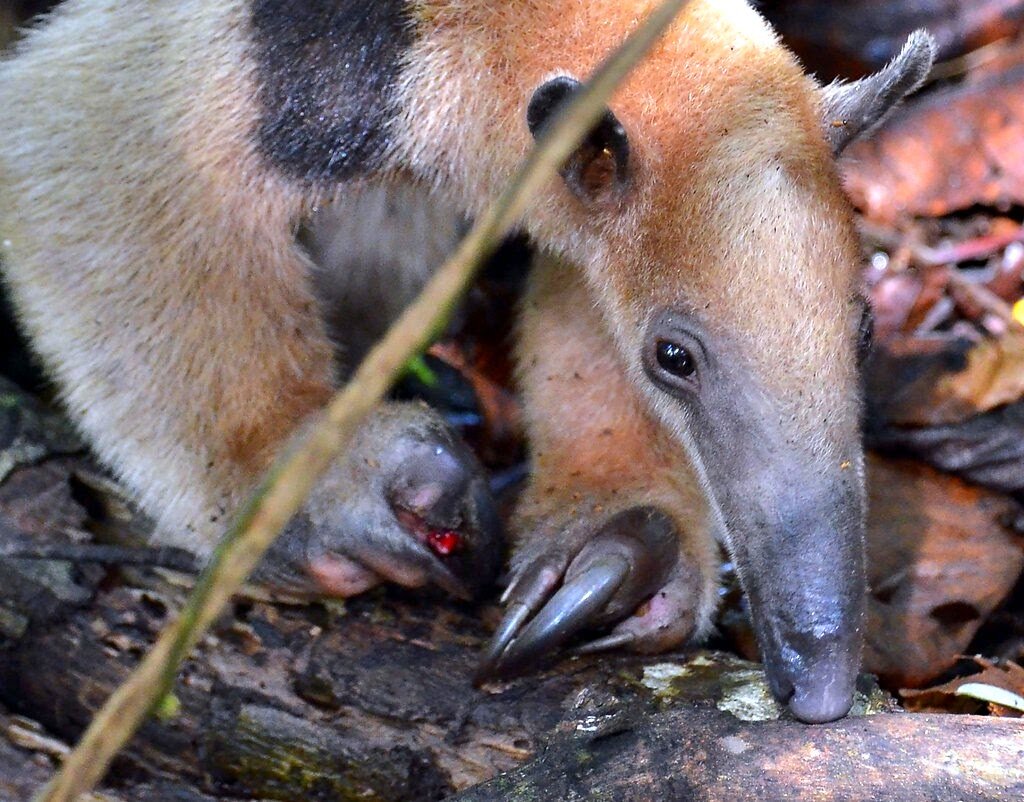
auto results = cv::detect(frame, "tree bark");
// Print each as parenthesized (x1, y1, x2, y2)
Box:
(450, 705, 1024, 802)
(1, 379, 1023, 801)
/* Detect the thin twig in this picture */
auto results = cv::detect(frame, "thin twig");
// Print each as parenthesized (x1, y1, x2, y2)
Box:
(0, 541, 199, 573)
(33, 2, 693, 799)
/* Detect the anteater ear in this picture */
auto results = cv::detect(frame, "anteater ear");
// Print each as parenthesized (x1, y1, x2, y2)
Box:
(820, 30, 937, 155)
(528, 76, 630, 205)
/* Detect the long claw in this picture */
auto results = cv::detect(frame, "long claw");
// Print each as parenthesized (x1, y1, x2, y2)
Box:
(477, 507, 681, 682)
(482, 556, 630, 679)
(572, 631, 637, 656)
(476, 561, 564, 682)
(476, 602, 532, 681)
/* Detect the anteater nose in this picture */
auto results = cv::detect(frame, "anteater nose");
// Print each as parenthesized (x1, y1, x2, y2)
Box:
(768, 646, 858, 724)
(787, 670, 855, 724)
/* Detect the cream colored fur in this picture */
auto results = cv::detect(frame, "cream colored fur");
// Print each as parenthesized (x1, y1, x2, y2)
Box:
(1, 1, 325, 549)
(1, 0, 867, 643)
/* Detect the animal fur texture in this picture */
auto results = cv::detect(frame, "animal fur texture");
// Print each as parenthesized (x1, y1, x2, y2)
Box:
(0, 0, 935, 721)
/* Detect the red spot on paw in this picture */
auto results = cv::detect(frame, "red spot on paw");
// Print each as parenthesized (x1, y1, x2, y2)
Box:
(428, 529, 462, 557)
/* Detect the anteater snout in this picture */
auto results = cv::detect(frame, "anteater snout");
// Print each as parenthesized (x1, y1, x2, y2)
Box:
(766, 636, 860, 723)
(758, 591, 863, 724)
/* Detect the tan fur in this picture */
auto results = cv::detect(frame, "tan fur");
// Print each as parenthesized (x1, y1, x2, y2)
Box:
(0, 1, 331, 548)
(516, 253, 719, 635)
(391, 0, 867, 625)
(0, 0, 874, 641)
(396, 0, 864, 456)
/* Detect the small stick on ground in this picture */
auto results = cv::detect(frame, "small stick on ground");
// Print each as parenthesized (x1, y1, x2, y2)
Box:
(0, 541, 200, 573)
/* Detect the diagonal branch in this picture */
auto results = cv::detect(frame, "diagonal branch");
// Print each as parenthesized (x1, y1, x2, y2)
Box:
(33, 2, 693, 799)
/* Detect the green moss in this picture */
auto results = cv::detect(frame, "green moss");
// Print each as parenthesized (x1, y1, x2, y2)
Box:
(212, 708, 394, 802)
(635, 651, 893, 722)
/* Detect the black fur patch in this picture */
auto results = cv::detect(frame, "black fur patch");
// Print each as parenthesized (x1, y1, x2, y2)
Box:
(251, 0, 413, 183)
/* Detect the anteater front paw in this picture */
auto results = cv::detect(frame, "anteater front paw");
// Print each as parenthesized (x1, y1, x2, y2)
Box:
(478, 505, 706, 681)
(255, 402, 503, 600)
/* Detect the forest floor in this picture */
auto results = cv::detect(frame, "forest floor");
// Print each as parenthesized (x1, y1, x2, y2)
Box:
(1, 1, 1024, 800)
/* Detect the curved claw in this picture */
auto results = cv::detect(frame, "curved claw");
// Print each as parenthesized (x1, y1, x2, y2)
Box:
(572, 631, 637, 656)
(477, 560, 565, 681)
(482, 556, 630, 679)
(476, 506, 681, 681)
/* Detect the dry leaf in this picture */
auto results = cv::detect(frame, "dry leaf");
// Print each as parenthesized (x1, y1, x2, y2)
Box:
(866, 332, 1024, 428)
(863, 457, 1024, 688)
(901, 656, 1024, 715)
(931, 331, 1024, 420)
(845, 43, 1024, 222)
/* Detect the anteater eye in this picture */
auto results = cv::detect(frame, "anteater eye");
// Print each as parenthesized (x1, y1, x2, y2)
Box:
(656, 340, 696, 379)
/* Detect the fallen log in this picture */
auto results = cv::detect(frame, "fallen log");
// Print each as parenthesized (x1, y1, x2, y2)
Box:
(451, 704, 1024, 802)
(4, 503, 1024, 802)
(1, 708, 229, 802)
(1, 380, 1023, 801)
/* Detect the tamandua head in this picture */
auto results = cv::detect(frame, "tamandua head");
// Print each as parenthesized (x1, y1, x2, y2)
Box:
(522, 27, 935, 722)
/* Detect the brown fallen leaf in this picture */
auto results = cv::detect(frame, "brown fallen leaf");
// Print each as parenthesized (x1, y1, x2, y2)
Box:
(863, 456, 1024, 688)
(901, 656, 1024, 715)
(928, 330, 1024, 418)
(844, 39, 1024, 222)
(865, 331, 1024, 428)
